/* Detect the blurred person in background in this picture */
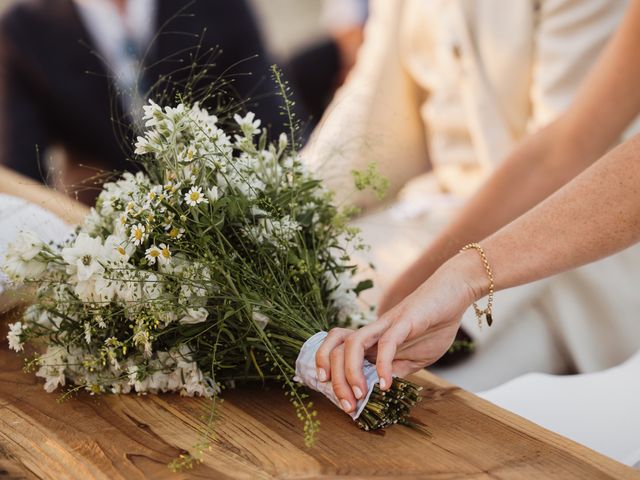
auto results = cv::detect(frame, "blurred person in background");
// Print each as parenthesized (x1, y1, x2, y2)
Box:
(287, 0, 367, 123)
(305, 0, 640, 391)
(0, 0, 293, 204)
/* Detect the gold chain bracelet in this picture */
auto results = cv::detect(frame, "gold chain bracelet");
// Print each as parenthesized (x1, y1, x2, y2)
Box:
(459, 243, 494, 328)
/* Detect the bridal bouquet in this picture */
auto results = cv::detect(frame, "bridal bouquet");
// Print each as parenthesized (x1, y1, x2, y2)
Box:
(4, 87, 422, 465)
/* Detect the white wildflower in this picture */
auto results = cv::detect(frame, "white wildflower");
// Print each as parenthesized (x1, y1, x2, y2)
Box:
(179, 144, 199, 163)
(84, 322, 92, 344)
(35, 346, 67, 393)
(104, 234, 133, 263)
(206, 186, 219, 203)
(3, 231, 47, 281)
(278, 132, 288, 151)
(7, 322, 23, 352)
(184, 186, 208, 207)
(179, 307, 208, 325)
(167, 226, 185, 240)
(83, 208, 102, 234)
(61, 233, 105, 282)
(252, 311, 270, 331)
(158, 243, 171, 265)
(130, 223, 147, 246)
(10, 231, 44, 261)
(133, 329, 153, 358)
(234, 111, 261, 136)
(145, 245, 161, 265)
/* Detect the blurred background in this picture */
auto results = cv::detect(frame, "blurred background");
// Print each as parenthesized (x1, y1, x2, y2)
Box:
(0, 0, 366, 203)
(0, 0, 329, 54)
(250, 0, 326, 59)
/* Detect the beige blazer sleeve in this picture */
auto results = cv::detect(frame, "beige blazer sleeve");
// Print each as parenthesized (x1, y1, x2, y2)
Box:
(303, 0, 429, 210)
(528, 0, 628, 129)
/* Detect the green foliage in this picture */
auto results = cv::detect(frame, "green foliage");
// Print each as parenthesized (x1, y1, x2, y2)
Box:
(352, 163, 390, 200)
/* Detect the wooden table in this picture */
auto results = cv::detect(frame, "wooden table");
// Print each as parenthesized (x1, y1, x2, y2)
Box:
(0, 313, 638, 480)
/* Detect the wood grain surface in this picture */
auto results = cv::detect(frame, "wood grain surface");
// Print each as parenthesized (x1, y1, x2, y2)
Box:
(0, 311, 638, 480)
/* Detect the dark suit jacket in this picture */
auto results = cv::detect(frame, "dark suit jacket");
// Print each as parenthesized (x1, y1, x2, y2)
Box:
(0, 0, 291, 181)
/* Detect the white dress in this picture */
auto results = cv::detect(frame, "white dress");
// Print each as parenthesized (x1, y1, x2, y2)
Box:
(480, 351, 640, 468)
(0, 193, 73, 311)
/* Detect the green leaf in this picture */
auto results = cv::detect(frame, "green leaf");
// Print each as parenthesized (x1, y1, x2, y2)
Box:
(353, 279, 374, 295)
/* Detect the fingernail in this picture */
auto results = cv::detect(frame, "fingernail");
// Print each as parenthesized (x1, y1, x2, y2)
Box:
(317, 368, 327, 382)
(352, 386, 363, 399)
(341, 399, 352, 411)
(379, 378, 387, 390)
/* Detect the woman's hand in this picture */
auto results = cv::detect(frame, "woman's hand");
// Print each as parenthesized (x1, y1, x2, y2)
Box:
(316, 251, 486, 413)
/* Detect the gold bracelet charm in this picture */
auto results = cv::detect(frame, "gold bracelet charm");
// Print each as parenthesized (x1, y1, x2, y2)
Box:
(460, 243, 494, 328)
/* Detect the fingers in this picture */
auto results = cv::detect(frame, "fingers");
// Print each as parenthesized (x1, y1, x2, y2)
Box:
(342, 318, 392, 401)
(315, 328, 350, 382)
(329, 344, 357, 413)
(375, 317, 411, 390)
(342, 333, 367, 401)
(317, 320, 395, 413)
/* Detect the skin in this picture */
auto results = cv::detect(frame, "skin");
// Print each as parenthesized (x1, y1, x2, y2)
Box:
(316, 0, 640, 413)
(0, 166, 88, 225)
(112, 0, 127, 14)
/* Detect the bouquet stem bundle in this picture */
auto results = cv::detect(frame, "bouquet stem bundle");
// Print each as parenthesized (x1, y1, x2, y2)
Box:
(357, 379, 423, 431)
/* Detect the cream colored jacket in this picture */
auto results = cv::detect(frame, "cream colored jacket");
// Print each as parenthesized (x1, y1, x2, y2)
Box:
(305, 0, 630, 207)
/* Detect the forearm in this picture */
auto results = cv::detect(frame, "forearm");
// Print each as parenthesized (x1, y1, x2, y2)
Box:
(0, 166, 88, 225)
(394, 0, 640, 294)
(394, 122, 596, 293)
(471, 134, 640, 295)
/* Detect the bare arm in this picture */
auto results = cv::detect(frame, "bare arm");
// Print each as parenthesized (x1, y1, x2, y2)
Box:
(318, 131, 640, 411)
(379, 0, 640, 312)
(476, 134, 640, 292)
(0, 166, 88, 225)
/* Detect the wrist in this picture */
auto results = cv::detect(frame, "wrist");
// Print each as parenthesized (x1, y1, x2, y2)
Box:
(447, 249, 492, 303)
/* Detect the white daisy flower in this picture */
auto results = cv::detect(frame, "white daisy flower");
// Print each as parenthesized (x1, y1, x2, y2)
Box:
(130, 223, 147, 246)
(184, 186, 208, 207)
(163, 181, 178, 195)
(104, 235, 133, 263)
(158, 243, 172, 265)
(167, 226, 185, 240)
(146, 185, 163, 205)
(145, 245, 162, 265)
